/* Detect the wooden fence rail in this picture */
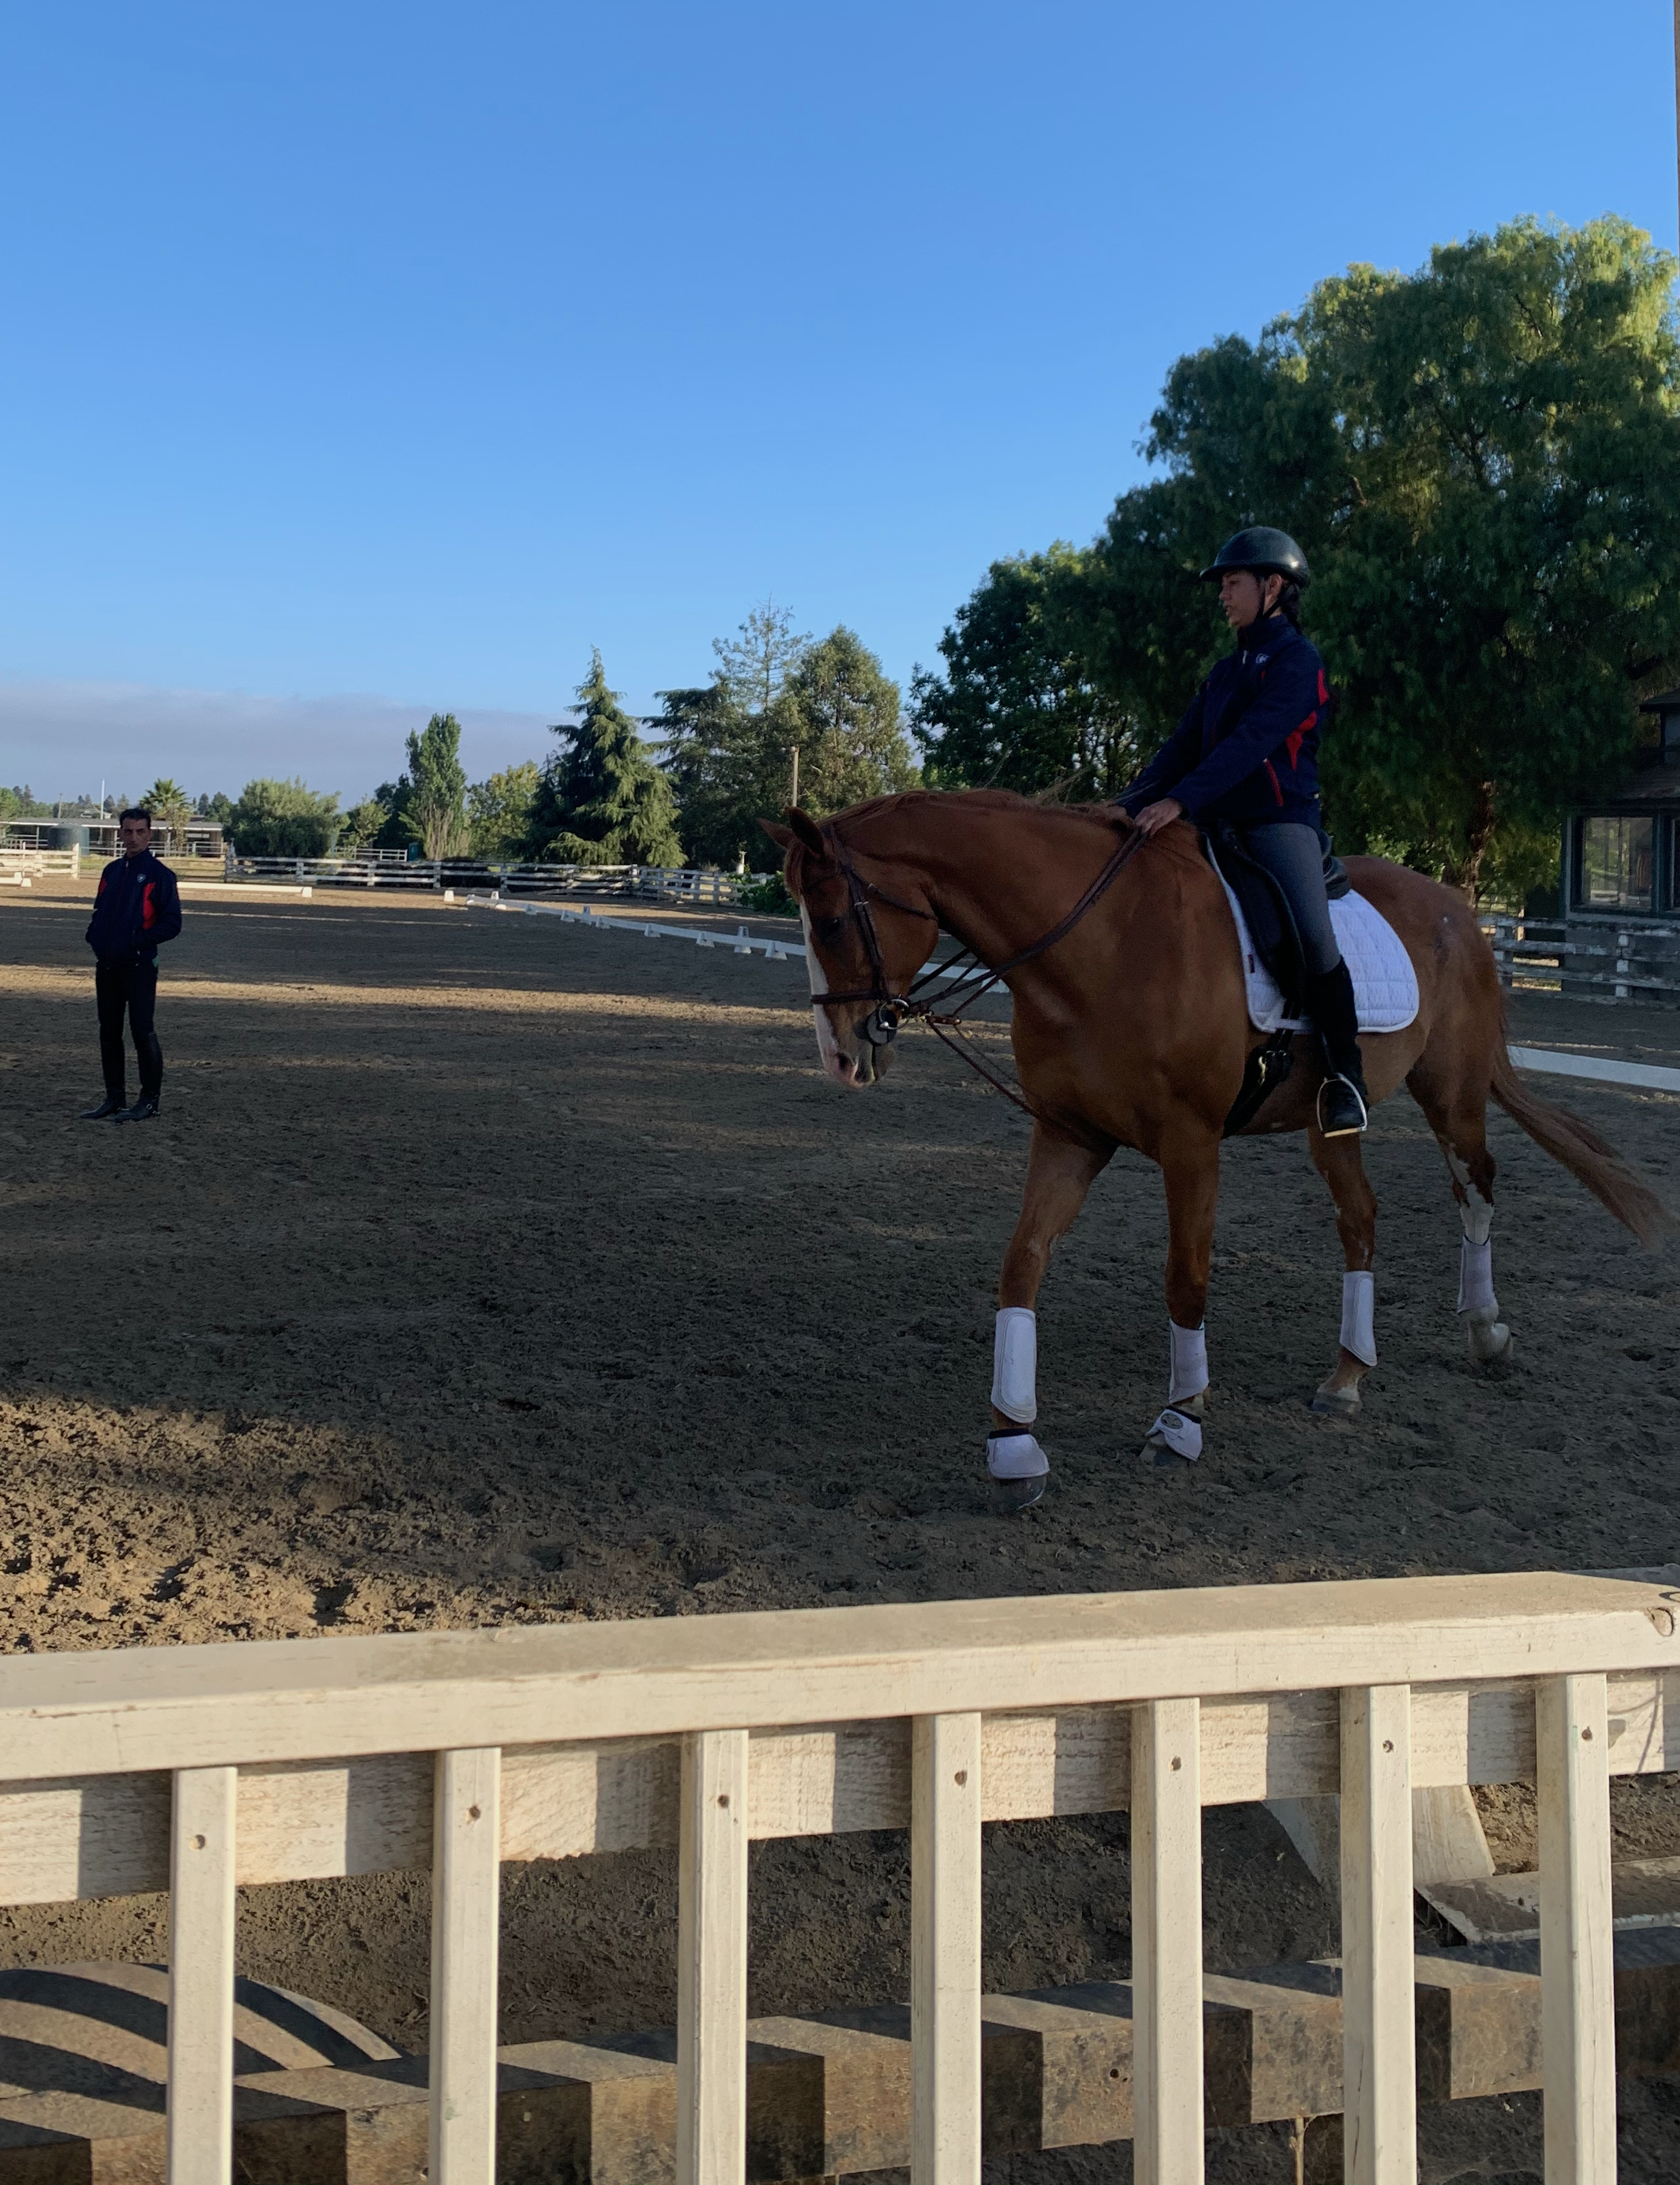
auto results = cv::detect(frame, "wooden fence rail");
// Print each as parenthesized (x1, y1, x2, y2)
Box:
(0, 845, 80, 875)
(0, 1571, 1673, 2184)
(1483, 915, 1680, 1002)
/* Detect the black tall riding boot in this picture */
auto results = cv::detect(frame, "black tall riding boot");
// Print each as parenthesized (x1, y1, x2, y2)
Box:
(1305, 960, 1369, 1137)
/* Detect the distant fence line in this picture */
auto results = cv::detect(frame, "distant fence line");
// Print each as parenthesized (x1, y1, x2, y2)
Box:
(1484, 915, 1680, 1005)
(225, 855, 767, 904)
(7, 845, 1679, 1013)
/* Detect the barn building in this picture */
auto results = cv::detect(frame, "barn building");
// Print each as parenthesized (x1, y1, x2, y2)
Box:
(1557, 687, 1680, 1003)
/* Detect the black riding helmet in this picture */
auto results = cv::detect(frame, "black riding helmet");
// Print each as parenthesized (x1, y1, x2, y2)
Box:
(1199, 526, 1310, 588)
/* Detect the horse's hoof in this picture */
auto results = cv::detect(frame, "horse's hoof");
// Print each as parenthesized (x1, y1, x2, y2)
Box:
(1465, 1314, 1514, 1366)
(1311, 1380, 1362, 1417)
(1140, 1408, 1202, 1464)
(989, 1474, 1046, 1514)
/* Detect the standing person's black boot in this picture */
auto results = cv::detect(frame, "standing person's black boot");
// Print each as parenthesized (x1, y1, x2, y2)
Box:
(1305, 960, 1369, 1137)
(80, 1093, 125, 1119)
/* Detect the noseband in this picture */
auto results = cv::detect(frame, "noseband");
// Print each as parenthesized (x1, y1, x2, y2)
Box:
(804, 821, 1150, 1103)
(807, 853, 938, 1046)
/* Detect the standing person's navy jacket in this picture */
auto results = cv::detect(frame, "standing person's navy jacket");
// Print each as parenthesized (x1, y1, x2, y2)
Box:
(1118, 616, 1332, 829)
(86, 851, 183, 964)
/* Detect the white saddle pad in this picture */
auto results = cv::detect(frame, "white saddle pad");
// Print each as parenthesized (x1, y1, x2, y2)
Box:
(1215, 875, 1419, 1036)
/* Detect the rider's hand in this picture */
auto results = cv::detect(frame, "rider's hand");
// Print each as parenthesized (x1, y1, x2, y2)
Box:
(1134, 798, 1184, 838)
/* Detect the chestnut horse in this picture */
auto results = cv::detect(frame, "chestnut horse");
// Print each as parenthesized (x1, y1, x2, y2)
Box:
(765, 791, 1671, 1507)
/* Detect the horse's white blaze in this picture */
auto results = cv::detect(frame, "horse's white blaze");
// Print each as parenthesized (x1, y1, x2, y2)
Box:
(800, 904, 851, 1083)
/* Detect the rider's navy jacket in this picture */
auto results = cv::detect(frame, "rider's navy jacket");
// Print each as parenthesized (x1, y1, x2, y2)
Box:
(85, 850, 183, 964)
(1119, 616, 1331, 829)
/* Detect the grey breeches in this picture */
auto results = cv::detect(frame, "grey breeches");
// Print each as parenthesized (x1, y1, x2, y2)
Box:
(1240, 821, 1342, 977)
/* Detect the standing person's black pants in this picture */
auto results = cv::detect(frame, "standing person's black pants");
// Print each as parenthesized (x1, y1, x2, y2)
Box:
(95, 957, 163, 1103)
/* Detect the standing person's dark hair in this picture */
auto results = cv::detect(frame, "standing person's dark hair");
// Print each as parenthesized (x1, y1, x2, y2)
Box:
(80, 809, 183, 1122)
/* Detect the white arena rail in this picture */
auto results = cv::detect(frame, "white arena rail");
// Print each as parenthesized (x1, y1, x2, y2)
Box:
(225, 856, 767, 902)
(0, 845, 80, 875)
(0, 1571, 1673, 2184)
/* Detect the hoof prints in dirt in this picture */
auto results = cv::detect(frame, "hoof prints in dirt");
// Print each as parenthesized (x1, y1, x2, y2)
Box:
(2, 896, 1679, 2176)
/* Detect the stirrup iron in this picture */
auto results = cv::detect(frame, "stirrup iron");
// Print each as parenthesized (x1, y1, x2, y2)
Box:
(1316, 1074, 1368, 1138)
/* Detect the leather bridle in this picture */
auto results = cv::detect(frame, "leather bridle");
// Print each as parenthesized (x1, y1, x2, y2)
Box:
(805, 820, 1150, 1122)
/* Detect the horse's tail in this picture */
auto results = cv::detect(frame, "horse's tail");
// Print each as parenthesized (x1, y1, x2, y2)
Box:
(1489, 1046, 1678, 1249)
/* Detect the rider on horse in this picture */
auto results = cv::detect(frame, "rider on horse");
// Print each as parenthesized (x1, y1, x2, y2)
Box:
(1118, 526, 1370, 1139)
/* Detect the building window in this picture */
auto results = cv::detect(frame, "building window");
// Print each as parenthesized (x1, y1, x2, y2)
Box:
(1576, 815, 1654, 912)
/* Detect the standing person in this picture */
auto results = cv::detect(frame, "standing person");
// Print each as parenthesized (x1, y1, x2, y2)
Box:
(1117, 526, 1369, 1137)
(80, 808, 183, 1123)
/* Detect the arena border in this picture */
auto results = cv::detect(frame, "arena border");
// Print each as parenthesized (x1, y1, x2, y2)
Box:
(0, 1571, 1673, 2183)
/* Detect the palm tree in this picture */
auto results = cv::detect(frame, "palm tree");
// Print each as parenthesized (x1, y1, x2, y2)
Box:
(140, 778, 194, 856)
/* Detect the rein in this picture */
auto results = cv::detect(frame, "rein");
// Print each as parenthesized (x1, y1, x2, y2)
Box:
(808, 821, 1149, 1128)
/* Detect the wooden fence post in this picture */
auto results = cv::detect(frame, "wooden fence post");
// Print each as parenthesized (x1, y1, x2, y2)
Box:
(1537, 1673, 1615, 2185)
(167, 1764, 238, 2185)
(912, 1711, 982, 2185)
(1132, 1697, 1204, 2184)
(1340, 1685, 1414, 2185)
(429, 1746, 502, 2185)
(678, 1729, 749, 2185)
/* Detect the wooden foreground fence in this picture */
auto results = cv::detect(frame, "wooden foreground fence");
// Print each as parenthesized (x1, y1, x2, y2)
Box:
(2, 1571, 1676, 2185)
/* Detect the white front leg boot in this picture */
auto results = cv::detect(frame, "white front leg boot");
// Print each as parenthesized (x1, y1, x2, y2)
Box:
(987, 1306, 1049, 1509)
(1143, 1320, 1207, 1465)
(1312, 1273, 1375, 1417)
(1340, 1270, 1377, 1368)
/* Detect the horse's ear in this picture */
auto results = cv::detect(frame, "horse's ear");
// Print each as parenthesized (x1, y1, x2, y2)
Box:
(784, 806, 829, 860)
(759, 818, 793, 852)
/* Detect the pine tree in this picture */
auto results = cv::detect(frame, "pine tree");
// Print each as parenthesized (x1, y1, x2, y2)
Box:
(774, 627, 919, 811)
(531, 653, 683, 866)
(660, 614, 916, 866)
(712, 600, 810, 714)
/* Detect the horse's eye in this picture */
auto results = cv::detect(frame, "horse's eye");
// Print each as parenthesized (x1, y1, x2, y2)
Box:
(813, 915, 849, 945)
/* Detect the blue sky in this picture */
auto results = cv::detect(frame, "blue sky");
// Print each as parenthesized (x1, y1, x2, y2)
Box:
(1, 1, 1675, 802)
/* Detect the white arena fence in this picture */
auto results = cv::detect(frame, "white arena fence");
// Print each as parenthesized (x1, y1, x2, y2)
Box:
(226, 855, 765, 903)
(0, 845, 82, 876)
(0, 1571, 1673, 2185)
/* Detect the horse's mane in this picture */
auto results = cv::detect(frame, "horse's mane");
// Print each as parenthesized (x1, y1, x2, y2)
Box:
(783, 787, 1129, 893)
(779, 787, 1131, 894)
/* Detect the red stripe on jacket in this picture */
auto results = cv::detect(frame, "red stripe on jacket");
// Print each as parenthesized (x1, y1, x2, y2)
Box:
(1285, 708, 1318, 768)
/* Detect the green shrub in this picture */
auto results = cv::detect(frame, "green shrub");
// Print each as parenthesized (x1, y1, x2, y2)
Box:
(737, 871, 799, 917)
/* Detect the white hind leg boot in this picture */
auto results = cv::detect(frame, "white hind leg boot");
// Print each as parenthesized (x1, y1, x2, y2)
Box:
(1456, 1190, 1511, 1362)
(1145, 1320, 1207, 1464)
(987, 1308, 1048, 1480)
